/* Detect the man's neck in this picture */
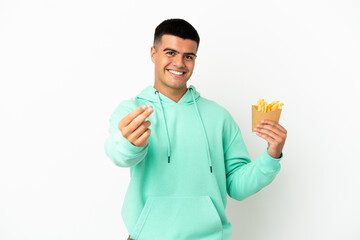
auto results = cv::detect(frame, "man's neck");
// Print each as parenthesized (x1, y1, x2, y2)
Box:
(153, 84, 188, 103)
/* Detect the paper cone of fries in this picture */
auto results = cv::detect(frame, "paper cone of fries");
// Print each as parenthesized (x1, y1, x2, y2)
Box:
(252, 105, 282, 132)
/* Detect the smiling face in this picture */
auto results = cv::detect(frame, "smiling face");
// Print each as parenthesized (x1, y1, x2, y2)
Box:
(151, 34, 198, 96)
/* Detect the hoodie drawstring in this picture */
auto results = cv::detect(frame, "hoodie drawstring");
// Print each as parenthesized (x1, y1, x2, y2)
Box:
(189, 88, 213, 173)
(154, 88, 213, 173)
(155, 90, 171, 163)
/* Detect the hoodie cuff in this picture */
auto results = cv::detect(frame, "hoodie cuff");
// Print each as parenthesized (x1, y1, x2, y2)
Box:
(257, 148, 282, 173)
(117, 132, 148, 153)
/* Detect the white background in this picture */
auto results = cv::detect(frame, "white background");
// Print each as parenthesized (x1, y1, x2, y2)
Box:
(1, 0, 359, 239)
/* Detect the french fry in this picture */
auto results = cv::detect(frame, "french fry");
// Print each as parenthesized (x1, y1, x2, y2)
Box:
(270, 101, 279, 106)
(254, 99, 284, 112)
(267, 104, 271, 112)
(271, 104, 279, 111)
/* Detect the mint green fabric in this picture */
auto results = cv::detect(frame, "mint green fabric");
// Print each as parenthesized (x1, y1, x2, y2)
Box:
(104, 85, 282, 240)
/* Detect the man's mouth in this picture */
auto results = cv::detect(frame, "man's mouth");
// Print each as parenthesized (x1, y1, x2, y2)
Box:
(167, 69, 185, 76)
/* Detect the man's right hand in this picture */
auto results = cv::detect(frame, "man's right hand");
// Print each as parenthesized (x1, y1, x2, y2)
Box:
(118, 105, 153, 147)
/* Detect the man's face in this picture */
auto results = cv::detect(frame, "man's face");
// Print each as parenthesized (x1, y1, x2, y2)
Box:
(151, 34, 198, 92)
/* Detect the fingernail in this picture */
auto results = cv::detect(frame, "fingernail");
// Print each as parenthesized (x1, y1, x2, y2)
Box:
(261, 120, 265, 123)
(254, 128, 257, 131)
(148, 107, 153, 112)
(142, 105, 147, 110)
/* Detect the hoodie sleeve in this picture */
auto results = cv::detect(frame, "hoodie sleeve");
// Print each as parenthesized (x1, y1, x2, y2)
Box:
(223, 113, 282, 201)
(104, 100, 149, 168)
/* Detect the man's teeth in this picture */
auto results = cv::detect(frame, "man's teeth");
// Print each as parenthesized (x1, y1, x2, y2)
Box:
(169, 70, 184, 75)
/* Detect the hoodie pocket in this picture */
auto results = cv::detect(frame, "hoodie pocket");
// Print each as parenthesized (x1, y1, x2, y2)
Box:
(131, 196, 223, 240)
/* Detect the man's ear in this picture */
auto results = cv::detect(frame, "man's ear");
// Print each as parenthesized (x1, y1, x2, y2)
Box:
(150, 46, 156, 63)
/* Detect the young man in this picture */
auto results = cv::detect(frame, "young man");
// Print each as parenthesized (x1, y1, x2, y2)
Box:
(104, 19, 287, 240)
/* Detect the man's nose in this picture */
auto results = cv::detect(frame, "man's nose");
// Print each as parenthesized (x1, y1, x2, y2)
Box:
(173, 55, 185, 68)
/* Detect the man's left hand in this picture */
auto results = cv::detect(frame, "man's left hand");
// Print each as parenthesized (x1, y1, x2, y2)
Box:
(254, 120, 287, 159)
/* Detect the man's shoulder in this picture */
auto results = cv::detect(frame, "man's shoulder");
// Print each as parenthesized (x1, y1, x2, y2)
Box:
(198, 96, 233, 119)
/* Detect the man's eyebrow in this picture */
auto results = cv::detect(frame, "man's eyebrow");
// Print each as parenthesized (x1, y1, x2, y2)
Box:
(163, 48, 197, 57)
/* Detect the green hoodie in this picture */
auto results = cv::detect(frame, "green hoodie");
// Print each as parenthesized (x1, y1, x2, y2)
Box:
(104, 85, 282, 240)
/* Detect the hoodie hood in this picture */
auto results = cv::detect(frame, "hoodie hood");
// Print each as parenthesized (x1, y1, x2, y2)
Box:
(135, 84, 213, 173)
(136, 84, 201, 104)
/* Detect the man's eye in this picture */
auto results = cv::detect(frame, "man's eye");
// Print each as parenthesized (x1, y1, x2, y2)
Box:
(185, 55, 193, 60)
(166, 52, 175, 56)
